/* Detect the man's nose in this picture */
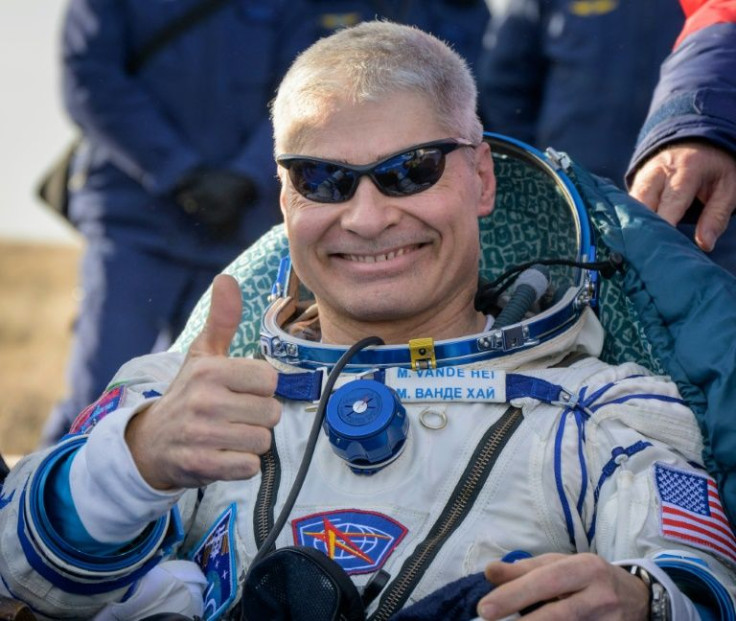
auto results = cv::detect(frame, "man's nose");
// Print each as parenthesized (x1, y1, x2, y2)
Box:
(339, 176, 402, 236)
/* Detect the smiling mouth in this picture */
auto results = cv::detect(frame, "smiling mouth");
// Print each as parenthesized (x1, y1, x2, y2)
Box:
(340, 244, 423, 263)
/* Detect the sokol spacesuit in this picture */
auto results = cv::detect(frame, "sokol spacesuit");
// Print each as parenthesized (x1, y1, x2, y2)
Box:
(1, 276, 735, 618)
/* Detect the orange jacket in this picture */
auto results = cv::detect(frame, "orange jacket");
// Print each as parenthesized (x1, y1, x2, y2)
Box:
(676, 0, 736, 46)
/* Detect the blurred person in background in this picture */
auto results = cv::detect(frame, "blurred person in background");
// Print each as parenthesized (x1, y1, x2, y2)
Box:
(39, 0, 299, 446)
(477, 0, 683, 184)
(40, 0, 490, 447)
(626, 0, 736, 275)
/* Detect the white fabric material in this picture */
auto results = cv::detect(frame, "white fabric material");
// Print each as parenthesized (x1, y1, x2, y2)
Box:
(92, 560, 206, 620)
(1, 312, 734, 617)
(70, 399, 184, 543)
(68, 351, 186, 543)
(259, 358, 731, 616)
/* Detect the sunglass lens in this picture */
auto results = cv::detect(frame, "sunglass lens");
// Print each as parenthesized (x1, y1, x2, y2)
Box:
(289, 161, 356, 202)
(374, 147, 445, 196)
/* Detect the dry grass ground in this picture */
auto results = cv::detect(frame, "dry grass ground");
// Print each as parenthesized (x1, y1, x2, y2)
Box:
(0, 240, 81, 458)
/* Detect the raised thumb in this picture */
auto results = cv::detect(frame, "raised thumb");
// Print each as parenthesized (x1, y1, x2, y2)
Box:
(189, 274, 242, 357)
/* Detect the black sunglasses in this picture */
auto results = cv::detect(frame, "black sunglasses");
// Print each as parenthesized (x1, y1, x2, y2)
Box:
(276, 138, 477, 203)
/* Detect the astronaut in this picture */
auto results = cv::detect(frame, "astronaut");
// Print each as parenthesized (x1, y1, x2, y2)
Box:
(1, 21, 735, 621)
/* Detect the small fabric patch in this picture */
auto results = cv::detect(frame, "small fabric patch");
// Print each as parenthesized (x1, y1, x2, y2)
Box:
(69, 385, 125, 434)
(190, 503, 237, 621)
(655, 463, 736, 564)
(292, 509, 407, 575)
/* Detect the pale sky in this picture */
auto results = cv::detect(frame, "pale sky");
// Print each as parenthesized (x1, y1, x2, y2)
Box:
(0, 0, 80, 245)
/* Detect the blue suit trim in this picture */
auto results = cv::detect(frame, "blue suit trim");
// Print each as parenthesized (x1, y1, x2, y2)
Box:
(506, 374, 567, 403)
(589, 393, 686, 413)
(553, 410, 577, 548)
(655, 555, 736, 620)
(275, 370, 324, 401)
(18, 488, 165, 595)
(15, 438, 172, 593)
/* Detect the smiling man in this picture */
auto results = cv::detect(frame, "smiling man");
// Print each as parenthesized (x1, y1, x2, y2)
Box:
(276, 90, 495, 344)
(1, 20, 735, 621)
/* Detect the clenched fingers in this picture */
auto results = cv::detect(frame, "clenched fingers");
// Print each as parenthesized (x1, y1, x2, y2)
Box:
(477, 553, 649, 620)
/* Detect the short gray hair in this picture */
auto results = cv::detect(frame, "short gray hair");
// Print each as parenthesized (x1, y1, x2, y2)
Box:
(271, 20, 483, 154)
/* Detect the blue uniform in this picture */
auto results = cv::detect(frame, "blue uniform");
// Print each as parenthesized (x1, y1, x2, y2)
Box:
(43, 0, 490, 444)
(477, 0, 684, 183)
(626, 8, 736, 275)
(289, 0, 490, 75)
(42, 0, 299, 444)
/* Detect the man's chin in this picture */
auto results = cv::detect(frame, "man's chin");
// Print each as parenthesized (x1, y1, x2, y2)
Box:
(316, 283, 427, 326)
(344, 302, 422, 329)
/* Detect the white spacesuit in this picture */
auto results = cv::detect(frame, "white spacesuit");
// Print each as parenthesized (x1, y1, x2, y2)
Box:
(0, 296, 734, 619)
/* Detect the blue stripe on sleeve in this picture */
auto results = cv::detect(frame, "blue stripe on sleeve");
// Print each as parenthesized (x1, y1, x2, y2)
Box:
(47, 448, 131, 555)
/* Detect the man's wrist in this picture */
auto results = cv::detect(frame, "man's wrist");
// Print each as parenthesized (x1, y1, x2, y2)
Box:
(75, 402, 182, 543)
(625, 564, 672, 621)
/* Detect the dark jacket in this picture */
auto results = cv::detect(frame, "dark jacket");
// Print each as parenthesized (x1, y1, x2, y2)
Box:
(478, 0, 684, 183)
(626, 1, 736, 183)
(63, 0, 490, 267)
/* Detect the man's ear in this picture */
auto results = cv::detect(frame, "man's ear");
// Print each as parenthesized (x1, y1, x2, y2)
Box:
(475, 141, 496, 217)
(278, 169, 290, 224)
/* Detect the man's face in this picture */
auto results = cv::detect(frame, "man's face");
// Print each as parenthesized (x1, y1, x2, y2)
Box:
(279, 91, 496, 343)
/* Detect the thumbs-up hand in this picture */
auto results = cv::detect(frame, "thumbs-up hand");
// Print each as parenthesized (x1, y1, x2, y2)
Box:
(125, 274, 281, 490)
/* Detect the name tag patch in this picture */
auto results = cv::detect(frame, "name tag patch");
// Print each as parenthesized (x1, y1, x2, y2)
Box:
(385, 367, 507, 402)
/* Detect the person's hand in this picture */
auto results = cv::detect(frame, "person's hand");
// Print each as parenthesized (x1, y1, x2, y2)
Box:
(174, 168, 258, 240)
(125, 274, 280, 490)
(476, 553, 649, 620)
(629, 141, 736, 252)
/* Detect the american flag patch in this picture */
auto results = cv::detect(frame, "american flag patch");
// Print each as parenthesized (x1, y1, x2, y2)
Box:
(655, 462, 736, 564)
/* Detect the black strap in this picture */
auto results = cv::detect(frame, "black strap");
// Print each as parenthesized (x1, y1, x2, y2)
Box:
(125, 0, 233, 74)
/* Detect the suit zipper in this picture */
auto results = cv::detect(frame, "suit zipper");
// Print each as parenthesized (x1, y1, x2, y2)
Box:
(254, 442, 280, 549)
(369, 406, 523, 621)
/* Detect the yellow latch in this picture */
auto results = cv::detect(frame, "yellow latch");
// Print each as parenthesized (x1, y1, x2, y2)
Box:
(409, 337, 436, 370)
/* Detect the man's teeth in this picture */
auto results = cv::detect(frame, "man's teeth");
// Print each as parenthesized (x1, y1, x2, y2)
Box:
(347, 247, 412, 263)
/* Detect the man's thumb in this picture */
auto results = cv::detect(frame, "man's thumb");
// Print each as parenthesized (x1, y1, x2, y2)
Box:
(190, 274, 242, 356)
